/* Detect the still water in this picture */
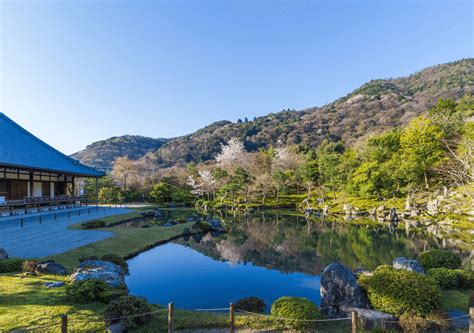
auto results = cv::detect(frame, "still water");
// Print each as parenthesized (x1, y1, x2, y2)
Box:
(125, 209, 470, 310)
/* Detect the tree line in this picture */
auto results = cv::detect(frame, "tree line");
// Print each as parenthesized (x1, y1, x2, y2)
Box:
(85, 96, 473, 207)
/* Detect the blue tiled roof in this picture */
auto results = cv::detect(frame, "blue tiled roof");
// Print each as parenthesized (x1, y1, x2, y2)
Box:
(0, 113, 105, 177)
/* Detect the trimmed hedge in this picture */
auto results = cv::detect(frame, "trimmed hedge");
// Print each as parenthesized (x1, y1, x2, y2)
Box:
(454, 269, 474, 289)
(359, 266, 441, 317)
(81, 220, 106, 229)
(419, 249, 461, 271)
(104, 296, 153, 329)
(271, 297, 321, 329)
(0, 258, 23, 273)
(427, 268, 459, 289)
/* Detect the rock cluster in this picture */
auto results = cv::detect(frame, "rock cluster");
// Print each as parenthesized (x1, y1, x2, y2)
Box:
(35, 261, 67, 275)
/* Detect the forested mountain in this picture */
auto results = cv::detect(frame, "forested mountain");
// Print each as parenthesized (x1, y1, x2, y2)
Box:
(73, 59, 474, 168)
(72, 135, 168, 169)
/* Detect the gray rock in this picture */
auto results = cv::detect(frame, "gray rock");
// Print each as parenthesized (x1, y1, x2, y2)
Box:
(392, 257, 424, 274)
(0, 248, 8, 260)
(44, 282, 65, 288)
(106, 323, 126, 333)
(35, 261, 67, 275)
(320, 263, 370, 318)
(71, 260, 125, 288)
(353, 268, 372, 277)
(163, 223, 174, 227)
(427, 199, 439, 216)
(389, 208, 399, 223)
(153, 210, 163, 218)
(349, 308, 399, 330)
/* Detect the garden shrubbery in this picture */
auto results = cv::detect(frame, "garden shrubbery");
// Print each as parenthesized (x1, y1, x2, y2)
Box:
(271, 297, 321, 329)
(419, 249, 462, 270)
(81, 220, 106, 229)
(399, 311, 450, 332)
(104, 295, 153, 329)
(454, 269, 474, 289)
(427, 268, 460, 289)
(22, 260, 38, 272)
(66, 279, 123, 303)
(358, 266, 441, 317)
(0, 258, 23, 273)
(235, 297, 266, 313)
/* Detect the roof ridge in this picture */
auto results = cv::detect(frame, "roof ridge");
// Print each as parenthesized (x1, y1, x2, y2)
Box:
(0, 112, 103, 176)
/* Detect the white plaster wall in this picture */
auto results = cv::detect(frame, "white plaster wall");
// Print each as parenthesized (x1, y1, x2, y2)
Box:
(32, 182, 42, 197)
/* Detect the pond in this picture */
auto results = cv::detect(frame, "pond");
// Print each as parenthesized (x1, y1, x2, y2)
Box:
(125, 209, 471, 310)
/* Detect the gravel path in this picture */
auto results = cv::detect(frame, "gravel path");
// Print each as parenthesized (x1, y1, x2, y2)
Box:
(0, 207, 131, 258)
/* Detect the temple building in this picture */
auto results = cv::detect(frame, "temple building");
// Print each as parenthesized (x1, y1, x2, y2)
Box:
(0, 113, 104, 206)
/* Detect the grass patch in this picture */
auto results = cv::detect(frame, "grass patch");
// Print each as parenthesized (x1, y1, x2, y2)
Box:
(441, 290, 471, 311)
(44, 222, 194, 272)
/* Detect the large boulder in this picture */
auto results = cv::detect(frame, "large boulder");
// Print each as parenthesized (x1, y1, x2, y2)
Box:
(0, 248, 8, 260)
(392, 257, 424, 274)
(349, 308, 399, 330)
(71, 260, 126, 288)
(320, 263, 370, 318)
(235, 296, 266, 313)
(35, 261, 67, 275)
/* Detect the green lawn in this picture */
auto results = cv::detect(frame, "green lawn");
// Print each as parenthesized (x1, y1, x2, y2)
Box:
(44, 221, 195, 272)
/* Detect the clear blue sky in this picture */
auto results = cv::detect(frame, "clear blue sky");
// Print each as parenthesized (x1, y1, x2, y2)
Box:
(1, 0, 473, 154)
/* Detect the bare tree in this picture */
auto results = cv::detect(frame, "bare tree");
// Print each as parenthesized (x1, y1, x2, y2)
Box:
(111, 156, 135, 189)
(273, 147, 303, 171)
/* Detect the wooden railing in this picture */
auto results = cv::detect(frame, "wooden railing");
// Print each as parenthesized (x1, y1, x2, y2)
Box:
(0, 196, 97, 217)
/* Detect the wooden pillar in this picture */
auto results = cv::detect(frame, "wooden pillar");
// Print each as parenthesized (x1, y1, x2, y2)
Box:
(168, 302, 174, 333)
(469, 307, 474, 333)
(29, 171, 33, 198)
(351, 310, 358, 333)
(71, 176, 76, 197)
(61, 315, 68, 333)
(230, 303, 235, 330)
(95, 177, 99, 207)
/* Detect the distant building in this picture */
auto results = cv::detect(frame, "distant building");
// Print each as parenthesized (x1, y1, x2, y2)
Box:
(0, 113, 104, 201)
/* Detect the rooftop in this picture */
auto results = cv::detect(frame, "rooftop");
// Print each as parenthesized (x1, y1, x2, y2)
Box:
(0, 113, 105, 177)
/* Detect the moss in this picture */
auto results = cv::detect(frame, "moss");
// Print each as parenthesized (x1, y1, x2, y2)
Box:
(440, 290, 470, 311)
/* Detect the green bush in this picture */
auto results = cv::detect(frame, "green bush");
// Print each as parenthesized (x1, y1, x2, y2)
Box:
(454, 269, 474, 289)
(101, 254, 129, 275)
(0, 258, 23, 273)
(399, 311, 450, 332)
(271, 297, 321, 329)
(22, 260, 38, 272)
(427, 268, 459, 289)
(66, 279, 121, 303)
(419, 249, 462, 270)
(374, 264, 393, 273)
(235, 297, 266, 313)
(193, 221, 213, 232)
(359, 266, 441, 317)
(81, 220, 106, 229)
(104, 296, 153, 329)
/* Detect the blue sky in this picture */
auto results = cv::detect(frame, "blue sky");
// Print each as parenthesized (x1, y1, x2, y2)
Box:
(1, 0, 472, 154)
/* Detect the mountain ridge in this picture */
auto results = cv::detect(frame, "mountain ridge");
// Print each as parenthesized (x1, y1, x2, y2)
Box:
(73, 58, 474, 169)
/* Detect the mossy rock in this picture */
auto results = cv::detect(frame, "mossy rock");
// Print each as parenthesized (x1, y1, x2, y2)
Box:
(235, 296, 266, 313)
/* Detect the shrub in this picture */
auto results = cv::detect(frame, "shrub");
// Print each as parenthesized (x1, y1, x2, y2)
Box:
(101, 254, 129, 274)
(271, 297, 321, 329)
(104, 296, 153, 329)
(374, 264, 393, 273)
(22, 260, 38, 272)
(0, 258, 23, 273)
(358, 266, 441, 317)
(454, 269, 474, 289)
(419, 249, 462, 270)
(427, 268, 459, 289)
(81, 220, 106, 229)
(399, 311, 450, 332)
(66, 279, 121, 303)
(193, 221, 213, 232)
(235, 297, 266, 313)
